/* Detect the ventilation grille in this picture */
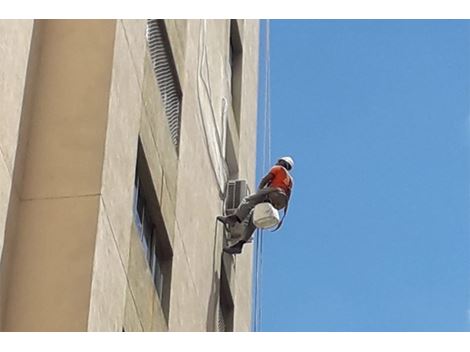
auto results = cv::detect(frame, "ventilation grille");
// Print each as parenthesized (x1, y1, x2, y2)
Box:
(226, 180, 248, 212)
(146, 19, 182, 150)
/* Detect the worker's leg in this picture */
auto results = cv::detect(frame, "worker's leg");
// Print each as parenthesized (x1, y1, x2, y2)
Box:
(223, 212, 257, 255)
(269, 191, 288, 210)
(232, 188, 273, 221)
(217, 188, 273, 226)
(242, 213, 257, 242)
(223, 190, 287, 255)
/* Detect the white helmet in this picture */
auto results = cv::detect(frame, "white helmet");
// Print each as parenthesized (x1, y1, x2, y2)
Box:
(278, 156, 294, 170)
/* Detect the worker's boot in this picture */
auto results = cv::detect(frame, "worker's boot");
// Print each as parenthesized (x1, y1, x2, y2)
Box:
(223, 240, 246, 255)
(216, 214, 240, 226)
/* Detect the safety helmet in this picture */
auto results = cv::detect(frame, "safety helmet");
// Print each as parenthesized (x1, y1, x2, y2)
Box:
(278, 156, 294, 170)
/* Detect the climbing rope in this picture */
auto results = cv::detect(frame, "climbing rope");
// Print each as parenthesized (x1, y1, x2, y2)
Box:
(253, 19, 271, 332)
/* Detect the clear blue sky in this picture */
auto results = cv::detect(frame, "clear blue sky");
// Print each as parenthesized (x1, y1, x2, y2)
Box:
(255, 20, 470, 332)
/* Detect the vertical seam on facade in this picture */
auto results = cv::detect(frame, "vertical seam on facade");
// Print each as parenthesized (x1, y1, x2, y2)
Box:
(173, 220, 204, 310)
(96, 18, 118, 214)
(0, 147, 13, 180)
(102, 24, 143, 328)
(120, 20, 145, 98)
(99, 197, 145, 332)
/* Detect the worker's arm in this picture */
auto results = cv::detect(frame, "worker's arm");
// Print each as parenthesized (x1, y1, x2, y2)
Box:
(257, 173, 274, 191)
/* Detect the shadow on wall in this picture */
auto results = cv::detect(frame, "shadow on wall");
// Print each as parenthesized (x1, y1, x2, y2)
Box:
(206, 219, 224, 331)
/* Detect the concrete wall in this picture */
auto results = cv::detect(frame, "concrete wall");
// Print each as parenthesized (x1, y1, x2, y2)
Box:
(0, 19, 34, 269)
(0, 20, 35, 329)
(86, 19, 174, 332)
(170, 19, 259, 331)
(87, 19, 146, 332)
(0, 19, 259, 332)
(232, 20, 259, 331)
(1, 20, 117, 331)
(95, 19, 259, 332)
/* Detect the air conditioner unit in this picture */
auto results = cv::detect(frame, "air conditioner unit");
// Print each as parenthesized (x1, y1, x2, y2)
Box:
(224, 180, 250, 241)
(225, 180, 248, 214)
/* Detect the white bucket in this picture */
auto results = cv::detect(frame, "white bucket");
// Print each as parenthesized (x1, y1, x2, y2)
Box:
(253, 203, 280, 229)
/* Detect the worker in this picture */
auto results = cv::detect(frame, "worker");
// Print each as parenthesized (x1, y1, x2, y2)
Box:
(217, 156, 294, 254)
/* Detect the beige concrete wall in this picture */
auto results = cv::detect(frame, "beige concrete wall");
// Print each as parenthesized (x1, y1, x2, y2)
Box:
(140, 53, 179, 240)
(0, 19, 259, 332)
(169, 19, 259, 331)
(97, 19, 259, 332)
(0, 20, 37, 330)
(232, 19, 260, 331)
(88, 19, 179, 332)
(87, 19, 146, 331)
(165, 19, 187, 86)
(124, 224, 168, 331)
(167, 19, 227, 331)
(1, 20, 117, 331)
(86, 19, 172, 332)
(0, 19, 34, 264)
(87, 18, 181, 332)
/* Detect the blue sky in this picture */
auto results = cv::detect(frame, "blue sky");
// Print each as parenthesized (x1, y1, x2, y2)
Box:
(255, 20, 470, 332)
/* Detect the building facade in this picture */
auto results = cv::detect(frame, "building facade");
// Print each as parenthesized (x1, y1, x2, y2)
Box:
(0, 19, 259, 331)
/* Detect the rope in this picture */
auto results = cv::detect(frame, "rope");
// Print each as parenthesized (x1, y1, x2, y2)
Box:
(254, 19, 271, 332)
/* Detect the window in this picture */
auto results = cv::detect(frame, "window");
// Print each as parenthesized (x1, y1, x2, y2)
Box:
(133, 140, 173, 321)
(224, 130, 239, 179)
(224, 20, 244, 178)
(146, 19, 182, 152)
(229, 19, 243, 132)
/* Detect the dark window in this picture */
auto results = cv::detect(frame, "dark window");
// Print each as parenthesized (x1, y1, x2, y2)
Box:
(146, 19, 183, 153)
(133, 140, 173, 321)
(229, 19, 243, 132)
(224, 20, 244, 179)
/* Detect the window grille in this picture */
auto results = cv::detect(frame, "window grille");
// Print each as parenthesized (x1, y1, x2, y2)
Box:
(146, 19, 182, 151)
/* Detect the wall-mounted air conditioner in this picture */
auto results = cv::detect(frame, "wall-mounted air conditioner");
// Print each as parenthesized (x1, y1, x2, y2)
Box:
(225, 180, 248, 214)
(224, 180, 250, 241)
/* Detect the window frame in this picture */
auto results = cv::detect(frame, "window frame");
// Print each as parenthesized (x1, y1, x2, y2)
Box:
(132, 140, 173, 322)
